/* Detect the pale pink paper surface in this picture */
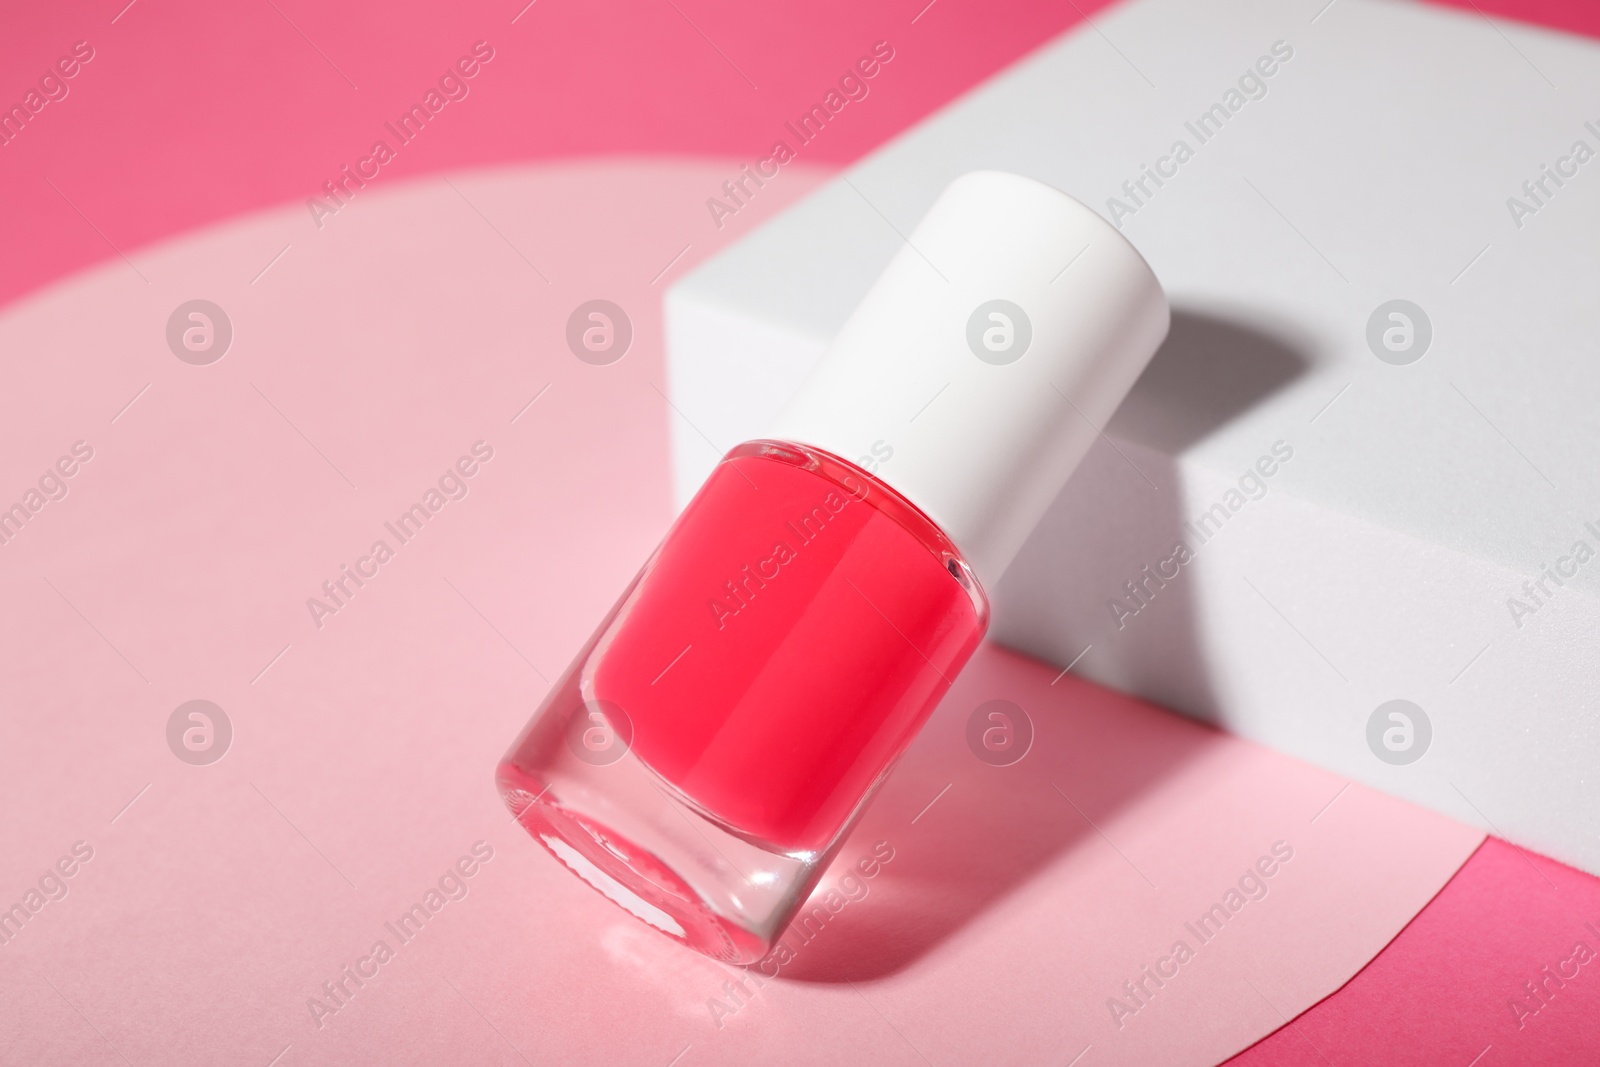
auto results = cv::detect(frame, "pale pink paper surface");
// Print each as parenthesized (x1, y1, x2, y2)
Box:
(0, 162, 1482, 1066)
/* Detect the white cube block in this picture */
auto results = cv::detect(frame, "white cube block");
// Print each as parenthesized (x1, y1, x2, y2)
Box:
(665, 0, 1600, 874)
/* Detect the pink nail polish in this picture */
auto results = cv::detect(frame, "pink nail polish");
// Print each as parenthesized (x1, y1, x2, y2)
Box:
(498, 171, 1170, 962)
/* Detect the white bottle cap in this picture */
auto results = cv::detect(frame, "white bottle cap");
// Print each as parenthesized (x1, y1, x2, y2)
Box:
(769, 171, 1171, 590)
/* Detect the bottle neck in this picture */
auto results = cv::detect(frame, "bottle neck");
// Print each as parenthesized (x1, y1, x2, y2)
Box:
(727, 438, 990, 626)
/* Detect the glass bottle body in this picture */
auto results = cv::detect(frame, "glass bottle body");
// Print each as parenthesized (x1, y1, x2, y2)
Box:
(497, 440, 987, 962)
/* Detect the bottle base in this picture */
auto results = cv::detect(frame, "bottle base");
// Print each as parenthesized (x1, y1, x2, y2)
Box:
(497, 748, 827, 965)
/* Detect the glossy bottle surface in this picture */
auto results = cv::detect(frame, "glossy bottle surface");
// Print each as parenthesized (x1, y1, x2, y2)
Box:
(497, 440, 987, 960)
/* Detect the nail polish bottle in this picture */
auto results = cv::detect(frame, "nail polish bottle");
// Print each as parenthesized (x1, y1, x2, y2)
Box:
(498, 171, 1169, 962)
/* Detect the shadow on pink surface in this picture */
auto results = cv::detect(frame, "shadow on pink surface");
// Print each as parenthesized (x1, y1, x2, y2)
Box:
(775, 655, 1214, 983)
(680, 638, 1482, 1066)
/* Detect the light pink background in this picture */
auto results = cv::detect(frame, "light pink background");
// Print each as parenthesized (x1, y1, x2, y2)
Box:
(0, 163, 1480, 1066)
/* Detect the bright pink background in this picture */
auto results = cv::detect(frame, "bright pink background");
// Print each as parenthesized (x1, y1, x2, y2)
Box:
(2, 0, 1587, 309)
(0, 0, 1103, 311)
(3, 1, 1599, 1065)
(1228, 839, 1600, 1066)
